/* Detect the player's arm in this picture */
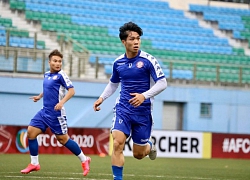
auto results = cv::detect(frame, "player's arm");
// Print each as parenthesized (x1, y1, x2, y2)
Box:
(29, 92, 43, 102)
(93, 81, 119, 111)
(129, 78, 167, 107)
(54, 88, 75, 111)
(142, 78, 167, 99)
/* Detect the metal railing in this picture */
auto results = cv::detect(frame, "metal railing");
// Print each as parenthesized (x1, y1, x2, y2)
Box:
(1, 28, 250, 85)
(0, 47, 89, 78)
(0, 27, 89, 77)
(162, 59, 250, 85)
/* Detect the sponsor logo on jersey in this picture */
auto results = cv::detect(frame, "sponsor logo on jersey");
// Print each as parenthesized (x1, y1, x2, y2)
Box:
(53, 75, 58, 80)
(153, 60, 164, 77)
(158, 71, 164, 77)
(136, 61, 144, 68)
(141, 138, 149, 142)
(117, 62, 125, 66)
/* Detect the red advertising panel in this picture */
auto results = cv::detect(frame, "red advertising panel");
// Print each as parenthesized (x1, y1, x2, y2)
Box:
(0, 125, 110, 155)
(212, 133, 250, 159)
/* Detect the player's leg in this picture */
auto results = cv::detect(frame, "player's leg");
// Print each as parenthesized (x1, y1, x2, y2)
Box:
(21, 126, 43, 174)
(148, 137, 157, 160)
(132, 138, 156, 160)
(21, 110, 46, 174)
(131, 114, 156, 160)
(133, 143, 150, 159)
(110, 109, 131, 180)
(55, 133, 91, 176)
(53, 116, 90, 176)
(111, 130, 127, 180)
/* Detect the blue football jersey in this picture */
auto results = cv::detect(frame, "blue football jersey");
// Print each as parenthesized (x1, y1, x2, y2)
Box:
(42, 70, 73, 116)
(110, 50, 165, 115)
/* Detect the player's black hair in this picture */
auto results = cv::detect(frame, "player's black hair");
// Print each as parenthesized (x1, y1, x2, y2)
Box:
(119, 22, 143, 41)
(48, 49, 63, 60)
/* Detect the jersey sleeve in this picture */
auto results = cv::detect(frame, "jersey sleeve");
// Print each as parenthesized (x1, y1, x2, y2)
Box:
(59, 72, 74, 90)
(148, 56, 165, 82)
(110, 62, 120, 83)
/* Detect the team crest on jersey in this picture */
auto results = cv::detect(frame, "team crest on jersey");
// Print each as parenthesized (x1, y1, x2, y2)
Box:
(53, 75, 58, 80)
(136, 61, 144, 68)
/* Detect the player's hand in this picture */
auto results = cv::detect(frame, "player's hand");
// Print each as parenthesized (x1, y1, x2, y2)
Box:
(29, 96, 41, 102)
(93, 97, 104, 111)
(129, 93, 145, 107)
(54, 102, 63, 111)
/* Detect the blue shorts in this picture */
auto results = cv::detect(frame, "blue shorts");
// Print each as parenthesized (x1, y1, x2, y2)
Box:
(29, 108, 68, 135)
(111, 109, 153, 145)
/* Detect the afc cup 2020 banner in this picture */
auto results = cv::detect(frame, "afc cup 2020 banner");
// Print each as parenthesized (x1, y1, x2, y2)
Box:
(0, 125, 110, 155)
(1, 125, 249, 159)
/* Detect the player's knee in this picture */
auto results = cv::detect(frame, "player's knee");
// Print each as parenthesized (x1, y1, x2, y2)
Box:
(57, 139, 64, 145)
(56, 136, 67, 145)
(27, 130, 38, 139)
(113, 140, 121, 149)
(26, 131, 32, 139)
(133, 152, 144, 160)
(113, 140, 123, 152)
(55, 134, 69, 145)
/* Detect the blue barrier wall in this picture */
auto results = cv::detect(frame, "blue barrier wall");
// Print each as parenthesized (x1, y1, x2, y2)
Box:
(0, 76, 250, 134)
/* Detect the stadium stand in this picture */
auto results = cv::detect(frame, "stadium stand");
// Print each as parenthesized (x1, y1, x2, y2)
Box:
(1, 0, 250, 85)
(189, 4, 250, 38)
(0, 18, 45, 49)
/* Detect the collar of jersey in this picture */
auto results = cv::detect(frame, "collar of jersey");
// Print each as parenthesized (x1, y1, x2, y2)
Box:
(125, 50, 141, 60)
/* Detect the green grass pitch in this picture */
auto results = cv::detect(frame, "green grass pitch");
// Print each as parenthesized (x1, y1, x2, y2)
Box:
(0, 154, 249, 180)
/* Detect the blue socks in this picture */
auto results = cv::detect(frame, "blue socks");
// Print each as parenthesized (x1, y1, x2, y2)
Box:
(112, 166, 123, 180)
(28, 139, 38, 156)
(29, 138, 82, 156)
(64, 139, 81, 156)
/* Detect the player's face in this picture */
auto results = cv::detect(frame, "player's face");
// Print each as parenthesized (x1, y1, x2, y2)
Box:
(49, 55, 62, 73)
(122, 31, 141, 58)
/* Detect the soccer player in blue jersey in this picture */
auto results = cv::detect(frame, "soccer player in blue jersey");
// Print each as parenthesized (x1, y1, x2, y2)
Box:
(93, 22, 167, 180)
(20, 49, 91, 176)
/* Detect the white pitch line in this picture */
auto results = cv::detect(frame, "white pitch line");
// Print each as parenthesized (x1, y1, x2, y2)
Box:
(4, 176, 109, 180)
(1, 172, 236, 180)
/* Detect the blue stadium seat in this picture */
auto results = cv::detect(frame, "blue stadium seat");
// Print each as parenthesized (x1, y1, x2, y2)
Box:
(219, 22, 244, 31)
(0, 36, 6, 46)
(17, 57, 43, 72)
(9, 37, 21, 47)
(0, 28, 5, 36)
(0, 55, 14, 71)
(233, 31, 244, 39)
(104, 64, 112, 75)
(163, 69, 170, 78)
(172, 69, 193, 80)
